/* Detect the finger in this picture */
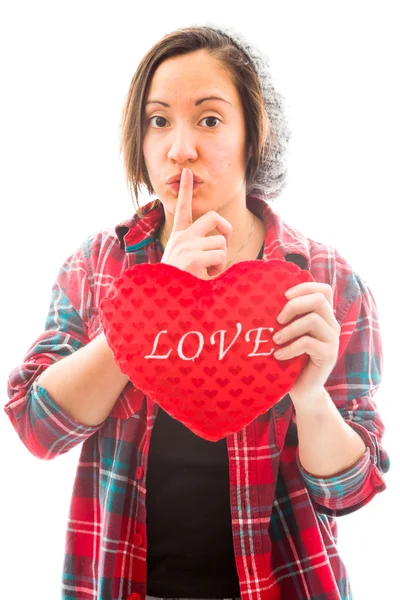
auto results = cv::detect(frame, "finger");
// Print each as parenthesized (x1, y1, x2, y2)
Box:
(286, 282, 334, 308)
(275, 336, 337, 366)
(190, 210, 233, 248)
(171, 168, 193, 233)
(280, 293, 340, 332)
(199, 234, 227, 253)
(197, 249, 227, 272)
(275, 312, 339, 345)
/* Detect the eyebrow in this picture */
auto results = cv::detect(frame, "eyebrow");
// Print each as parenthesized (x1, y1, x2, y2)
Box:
(145, 96, 232, 108)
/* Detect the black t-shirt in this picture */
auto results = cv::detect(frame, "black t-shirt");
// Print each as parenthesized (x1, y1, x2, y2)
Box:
(146, 245, 264, 598)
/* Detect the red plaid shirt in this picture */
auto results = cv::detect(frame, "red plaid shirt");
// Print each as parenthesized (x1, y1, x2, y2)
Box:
(5, 196, 389, 600)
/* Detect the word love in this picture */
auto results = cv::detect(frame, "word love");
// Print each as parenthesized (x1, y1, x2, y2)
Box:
(145, 321, 278, 361)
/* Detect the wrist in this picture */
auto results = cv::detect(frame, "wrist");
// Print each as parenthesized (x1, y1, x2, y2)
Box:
(290, 387, 331, 415)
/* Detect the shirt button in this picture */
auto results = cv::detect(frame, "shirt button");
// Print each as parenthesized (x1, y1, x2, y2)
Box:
(128, 593, 141, 600)
(133, 533, 143, 547)
(136, 466, 143, 480)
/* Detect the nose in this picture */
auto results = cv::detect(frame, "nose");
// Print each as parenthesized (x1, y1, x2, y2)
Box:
(167, 124, 198, 164)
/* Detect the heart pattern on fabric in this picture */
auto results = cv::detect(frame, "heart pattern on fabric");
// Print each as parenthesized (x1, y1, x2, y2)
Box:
(100, 260, 314, 441)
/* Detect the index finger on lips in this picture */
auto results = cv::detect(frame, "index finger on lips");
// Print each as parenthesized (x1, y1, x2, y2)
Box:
(171, 168, 193, 233)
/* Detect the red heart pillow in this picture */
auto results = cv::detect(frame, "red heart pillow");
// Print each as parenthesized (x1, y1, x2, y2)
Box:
(100, 260, 314, 441)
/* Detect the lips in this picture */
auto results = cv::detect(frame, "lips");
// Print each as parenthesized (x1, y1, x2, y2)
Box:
(168, 181, 202, 193)
(166, 173, 203, 184)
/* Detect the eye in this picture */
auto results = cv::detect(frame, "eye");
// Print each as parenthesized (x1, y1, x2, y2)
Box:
(148, 115, 222, 129)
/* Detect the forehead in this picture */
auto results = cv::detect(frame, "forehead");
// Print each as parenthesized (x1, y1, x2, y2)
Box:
(147, 50, 237, 101)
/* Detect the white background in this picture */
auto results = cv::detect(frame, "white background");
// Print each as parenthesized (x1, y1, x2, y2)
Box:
(1, 2, 398, 598)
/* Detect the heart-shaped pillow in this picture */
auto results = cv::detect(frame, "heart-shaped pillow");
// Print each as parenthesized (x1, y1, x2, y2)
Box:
(100, 260, 314, 441)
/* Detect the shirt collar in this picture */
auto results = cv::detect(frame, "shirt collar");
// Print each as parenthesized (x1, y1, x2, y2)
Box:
(115, 195, 311, 270)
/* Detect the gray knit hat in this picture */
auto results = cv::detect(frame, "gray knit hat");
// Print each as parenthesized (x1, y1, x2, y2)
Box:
(189, 21, 292, 201)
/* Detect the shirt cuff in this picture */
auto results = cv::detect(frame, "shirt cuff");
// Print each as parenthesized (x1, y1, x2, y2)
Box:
(296, 421, 386, 514)
(5, 379, 105, 460)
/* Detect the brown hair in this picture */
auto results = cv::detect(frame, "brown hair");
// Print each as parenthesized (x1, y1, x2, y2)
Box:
(120, 26, 278, 217)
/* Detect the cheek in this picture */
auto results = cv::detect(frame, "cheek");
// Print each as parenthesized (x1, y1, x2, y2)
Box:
(142, 146, 161, 180)
(212, 138, 246, 165)
(142, 138, 151, 167)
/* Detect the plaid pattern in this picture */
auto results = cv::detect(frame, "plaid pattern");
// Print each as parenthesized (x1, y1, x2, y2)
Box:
(5, 196, 389, 600)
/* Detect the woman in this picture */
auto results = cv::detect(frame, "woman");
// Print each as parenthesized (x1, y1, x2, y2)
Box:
(4, 23, 390, 600)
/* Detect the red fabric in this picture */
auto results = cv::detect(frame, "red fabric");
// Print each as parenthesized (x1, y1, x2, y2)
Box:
(100, 259, 313, 441)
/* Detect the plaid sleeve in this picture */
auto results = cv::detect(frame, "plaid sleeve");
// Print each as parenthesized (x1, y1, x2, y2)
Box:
(297, 269, 390, 516)
(4, 234, 104, 460)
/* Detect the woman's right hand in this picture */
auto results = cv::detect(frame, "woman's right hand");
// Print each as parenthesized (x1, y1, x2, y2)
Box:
(161, 168, 233, 279)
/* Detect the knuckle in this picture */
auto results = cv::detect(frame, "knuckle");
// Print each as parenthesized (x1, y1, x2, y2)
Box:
(329, 348, 339, 362)
(325, 282, 333, 295)
(189, 255, 201, 268)
(307, 334, 315, 346)
(317, 293, 326, 306)
(218, 250, 227, 262)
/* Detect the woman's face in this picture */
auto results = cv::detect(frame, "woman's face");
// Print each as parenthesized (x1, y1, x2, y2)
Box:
(142, 49, 250, 220)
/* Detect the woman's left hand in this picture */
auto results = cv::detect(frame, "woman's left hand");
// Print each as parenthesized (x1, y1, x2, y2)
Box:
(272, 282, 341, 409)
